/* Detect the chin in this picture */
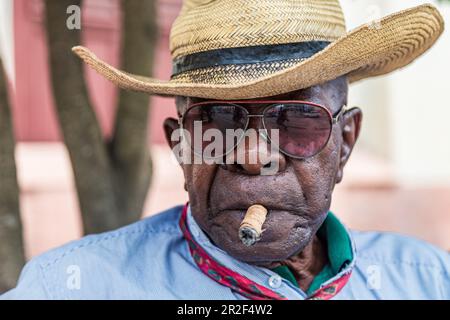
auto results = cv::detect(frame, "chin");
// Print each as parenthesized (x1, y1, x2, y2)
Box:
(207, 214, 315, 264)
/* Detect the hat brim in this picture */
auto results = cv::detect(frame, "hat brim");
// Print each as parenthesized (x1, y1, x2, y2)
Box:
(72, 4, 444, 100)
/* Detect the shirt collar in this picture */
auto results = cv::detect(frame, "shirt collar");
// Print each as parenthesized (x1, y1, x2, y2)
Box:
(272, 212, 354, 293)
(318, 212, 354, 274)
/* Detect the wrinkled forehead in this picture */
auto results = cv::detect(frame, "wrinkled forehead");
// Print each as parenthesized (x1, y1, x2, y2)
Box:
(175, 76, 348, 116)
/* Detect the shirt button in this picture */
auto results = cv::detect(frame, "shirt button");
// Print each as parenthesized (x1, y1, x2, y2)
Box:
(268, 275, 282, 289)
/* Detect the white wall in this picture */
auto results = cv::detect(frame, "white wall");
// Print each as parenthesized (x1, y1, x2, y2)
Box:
(341, 0, 392, 159)
(342, 0, 450, 186)
(387, 1, 450, 186)
(0, 0, 14, 84)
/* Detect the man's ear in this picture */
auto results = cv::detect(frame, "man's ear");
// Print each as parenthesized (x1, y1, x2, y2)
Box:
(335, 107, 363, 184)
(163, 118, 180, 150)
(164, 117, 188, 190)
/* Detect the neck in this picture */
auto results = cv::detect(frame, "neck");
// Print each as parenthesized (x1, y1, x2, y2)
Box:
(269, 235, 328, 292)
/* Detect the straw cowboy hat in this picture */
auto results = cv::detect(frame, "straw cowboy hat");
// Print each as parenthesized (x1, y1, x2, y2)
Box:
(72, 0, 444, 100)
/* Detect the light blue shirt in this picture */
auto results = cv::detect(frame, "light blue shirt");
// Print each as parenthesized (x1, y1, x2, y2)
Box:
(2, 205, 449, 299)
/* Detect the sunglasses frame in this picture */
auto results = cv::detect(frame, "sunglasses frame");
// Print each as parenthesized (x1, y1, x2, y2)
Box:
(179, 100, 348, 160)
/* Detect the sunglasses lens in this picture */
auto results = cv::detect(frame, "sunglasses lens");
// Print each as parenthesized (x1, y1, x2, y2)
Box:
(264, 103, 332, 158)
(183, 104, 247, 157)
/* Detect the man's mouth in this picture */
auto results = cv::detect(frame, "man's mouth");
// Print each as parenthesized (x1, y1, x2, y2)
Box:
(213, 198, 302, 215)
(214, 206, 303, 219)
(210, 208, 309, 235)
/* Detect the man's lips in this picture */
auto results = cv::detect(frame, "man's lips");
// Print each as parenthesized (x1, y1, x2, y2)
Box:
(212, 201, 305, 218)
(211, 208, 312, 235)
(211, 201, 302, 214)
(215, 207, 299, 217)
(209, 208, 313, 248)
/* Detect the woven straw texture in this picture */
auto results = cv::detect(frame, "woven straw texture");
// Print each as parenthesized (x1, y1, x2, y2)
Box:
(72, 1, 444, 100)
(170, 0, 346, 59)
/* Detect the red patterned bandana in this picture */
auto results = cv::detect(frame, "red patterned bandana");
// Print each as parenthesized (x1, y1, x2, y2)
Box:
(179, 204, 352, 300)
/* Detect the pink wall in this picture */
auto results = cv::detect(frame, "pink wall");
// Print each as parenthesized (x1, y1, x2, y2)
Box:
(13, 0, 181, 144)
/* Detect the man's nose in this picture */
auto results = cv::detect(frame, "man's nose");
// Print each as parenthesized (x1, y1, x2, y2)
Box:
(222, 131, 287, 175)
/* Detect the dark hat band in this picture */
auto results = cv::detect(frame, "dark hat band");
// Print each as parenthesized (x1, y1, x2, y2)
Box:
(171, 41, 331, 78)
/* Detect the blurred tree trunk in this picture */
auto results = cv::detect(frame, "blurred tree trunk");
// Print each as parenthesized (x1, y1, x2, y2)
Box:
(110, 0, 157, 222)
(45, 0, 156, 234)
(0, 59, 25, 292)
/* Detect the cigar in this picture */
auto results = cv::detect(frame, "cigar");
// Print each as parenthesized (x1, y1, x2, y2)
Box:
(238, 204, 268, 246)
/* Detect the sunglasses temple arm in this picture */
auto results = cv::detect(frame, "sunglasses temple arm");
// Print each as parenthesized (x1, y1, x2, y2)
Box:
(332, 105, 348, 124)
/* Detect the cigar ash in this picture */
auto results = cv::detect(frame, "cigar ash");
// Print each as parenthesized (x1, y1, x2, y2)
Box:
(238, 204, 268, 246)
(239, 226, 265, 246)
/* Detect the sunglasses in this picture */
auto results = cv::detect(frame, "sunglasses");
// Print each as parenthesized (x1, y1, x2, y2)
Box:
(179, 100, 348, 160)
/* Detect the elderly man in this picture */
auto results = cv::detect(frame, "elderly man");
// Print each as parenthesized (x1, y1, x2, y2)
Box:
(3, 0, 449, 300)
